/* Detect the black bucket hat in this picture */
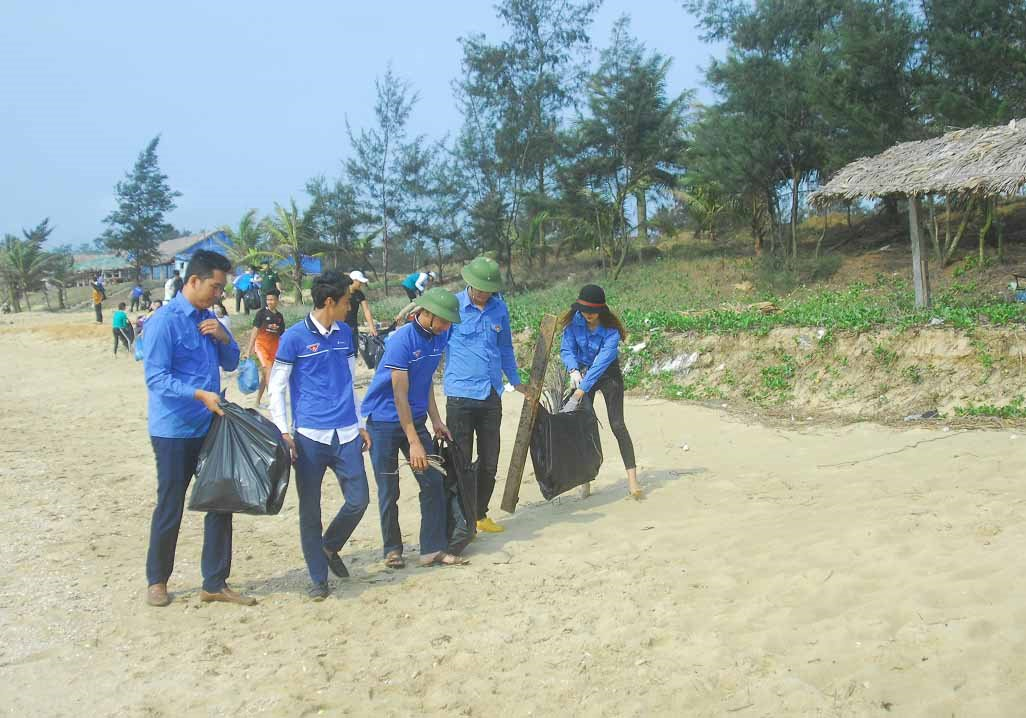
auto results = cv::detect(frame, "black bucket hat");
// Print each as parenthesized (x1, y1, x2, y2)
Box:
(573, 284, 607, 314)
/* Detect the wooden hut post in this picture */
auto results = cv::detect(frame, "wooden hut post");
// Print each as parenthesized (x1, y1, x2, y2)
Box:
(907, 195, 932, 309)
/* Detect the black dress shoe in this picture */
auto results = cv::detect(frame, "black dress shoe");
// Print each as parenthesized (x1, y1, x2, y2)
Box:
(323, 547, 349, 578)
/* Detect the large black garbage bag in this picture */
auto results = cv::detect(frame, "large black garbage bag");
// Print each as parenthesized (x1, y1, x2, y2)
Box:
(529, 401, 603, 500)
(189, 401, 291, 515)
(434, 437, 477, 554)
(359, 333, 386, 369)
(244, 285, 262, 311)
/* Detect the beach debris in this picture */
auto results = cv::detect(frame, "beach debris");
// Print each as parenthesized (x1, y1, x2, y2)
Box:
(903, 410, 939, 421)
(749, 301, 779, 314)
(630, 341, 647, 353)
(796, 335, 812, 349)
(928, 317, 945, 326)
(649, 351, 699, 375)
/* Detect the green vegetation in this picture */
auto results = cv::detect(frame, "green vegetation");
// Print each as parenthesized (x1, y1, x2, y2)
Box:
(955, 396, 1026, 419)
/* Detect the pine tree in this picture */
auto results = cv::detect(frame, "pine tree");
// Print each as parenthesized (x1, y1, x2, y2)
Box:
(101, 136, 181, 280)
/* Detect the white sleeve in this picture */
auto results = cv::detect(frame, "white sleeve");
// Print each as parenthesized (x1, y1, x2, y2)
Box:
(268, 360, 293, 435)
(415, 273, 428, 291)
(349, 355, 366, 429)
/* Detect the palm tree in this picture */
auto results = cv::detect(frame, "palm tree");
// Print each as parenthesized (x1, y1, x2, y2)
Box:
(0, 235, 53, 311)
(261, 200, 318, 305)
(219, 209, 266, 270)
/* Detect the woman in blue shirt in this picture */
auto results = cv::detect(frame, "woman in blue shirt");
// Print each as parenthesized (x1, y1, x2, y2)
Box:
(559, 284, 642, 499)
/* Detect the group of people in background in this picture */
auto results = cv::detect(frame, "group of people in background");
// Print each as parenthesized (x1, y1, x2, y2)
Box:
(139, 249, 640, 606)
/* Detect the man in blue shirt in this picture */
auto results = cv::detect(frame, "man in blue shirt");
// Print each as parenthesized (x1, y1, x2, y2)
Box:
(142, 250, 254, 608)
(267, 272, 370, 601)
(444, 257, 526, 533)
(361, 287, 467, 568)
(233, 267, 254, 314)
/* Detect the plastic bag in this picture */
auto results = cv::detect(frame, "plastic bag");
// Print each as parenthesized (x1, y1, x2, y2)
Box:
(244, 286, 261, 311)
(134, 334, 144, 361)
(188, 401, 291, 515)
(237, 358, 260, 394)
(434, 436, 477, 554)
(529, 398, 603, 500)
(359, 333, 386, 370)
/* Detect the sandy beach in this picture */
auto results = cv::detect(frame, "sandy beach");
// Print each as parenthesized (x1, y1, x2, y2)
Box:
(2, 310, 1025, 717)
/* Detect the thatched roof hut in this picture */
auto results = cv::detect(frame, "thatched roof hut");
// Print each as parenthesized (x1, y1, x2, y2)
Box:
(810, 119, 1026, 309)
(810, 119, 1026, 205)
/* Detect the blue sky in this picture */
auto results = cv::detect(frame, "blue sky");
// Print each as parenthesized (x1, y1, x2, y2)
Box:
(0, 0, 723, 248)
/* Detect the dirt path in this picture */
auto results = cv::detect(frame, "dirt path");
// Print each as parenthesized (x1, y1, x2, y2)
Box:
(2, 311, 1025, 717)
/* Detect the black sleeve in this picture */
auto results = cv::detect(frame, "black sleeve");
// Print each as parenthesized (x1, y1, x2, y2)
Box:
(252, 309, 265, 328)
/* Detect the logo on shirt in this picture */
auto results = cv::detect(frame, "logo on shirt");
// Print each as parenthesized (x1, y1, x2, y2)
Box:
(413, 349, 422, 358)
(307, 343, 320, 352)
(493, 324, 501, 332)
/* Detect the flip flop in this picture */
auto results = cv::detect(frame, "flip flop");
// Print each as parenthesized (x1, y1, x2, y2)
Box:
(419, 552, 469, 567)
(384, 551, 406, 569)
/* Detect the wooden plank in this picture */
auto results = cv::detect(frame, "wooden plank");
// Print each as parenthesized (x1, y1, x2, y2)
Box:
(908, 196, 932, 309)
(501, 313, 559, 514)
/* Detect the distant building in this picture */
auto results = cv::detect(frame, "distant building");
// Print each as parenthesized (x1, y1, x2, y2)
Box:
(142, 231, 230, 280)
(71, 254, 133, 286)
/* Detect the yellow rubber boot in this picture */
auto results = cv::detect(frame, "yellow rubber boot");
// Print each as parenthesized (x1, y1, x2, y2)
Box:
(476, 517, 505, 533)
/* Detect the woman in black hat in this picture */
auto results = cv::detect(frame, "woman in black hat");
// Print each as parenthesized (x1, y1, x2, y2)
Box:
(559, 285, 642, 499)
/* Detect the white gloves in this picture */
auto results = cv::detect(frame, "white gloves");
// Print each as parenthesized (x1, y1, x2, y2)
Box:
(561, 395, 581, 413)
(570, 369, 583, 389)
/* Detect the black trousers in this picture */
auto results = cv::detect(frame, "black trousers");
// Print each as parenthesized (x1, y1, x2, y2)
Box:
(94, 303, 103, 323)
(446, 390, 503, 520)
(404, 287, 419, 301)
(586, 362, 636, 470)
(130, 297, 140, 312)
(113, 327, 132, 354)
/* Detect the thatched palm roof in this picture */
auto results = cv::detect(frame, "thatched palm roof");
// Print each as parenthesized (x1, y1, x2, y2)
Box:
(810, 119, 1026, 206)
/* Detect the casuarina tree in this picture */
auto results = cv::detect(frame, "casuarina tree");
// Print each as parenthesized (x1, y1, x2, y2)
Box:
(101, 136, 181, 280)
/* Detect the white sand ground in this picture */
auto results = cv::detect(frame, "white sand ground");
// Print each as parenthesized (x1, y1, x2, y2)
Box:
(1, 311, 1025, 717)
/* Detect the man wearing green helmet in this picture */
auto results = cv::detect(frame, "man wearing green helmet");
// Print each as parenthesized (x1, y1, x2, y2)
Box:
(359, 287, 469, 568)
(444, 257, 527, 533)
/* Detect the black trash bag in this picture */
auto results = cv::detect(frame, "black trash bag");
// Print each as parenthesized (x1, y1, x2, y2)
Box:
(529, 398, 603, 501)
(244, 285, 262, 311)
(188, 401, 291, 515)
(434, 436, 477, 554)
(359, 333, 386, 369)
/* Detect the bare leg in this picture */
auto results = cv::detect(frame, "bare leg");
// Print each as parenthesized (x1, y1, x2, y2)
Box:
(627, 467, 643, 499)
(256, 366, 269, 405)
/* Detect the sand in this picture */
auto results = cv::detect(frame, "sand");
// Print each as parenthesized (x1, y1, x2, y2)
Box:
(1, 310, 1025, 717)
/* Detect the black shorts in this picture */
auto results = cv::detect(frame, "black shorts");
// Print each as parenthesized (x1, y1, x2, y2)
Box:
(404, 287, 418, 301)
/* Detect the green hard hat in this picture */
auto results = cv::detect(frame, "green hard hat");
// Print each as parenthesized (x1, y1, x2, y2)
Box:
(415, 287, 462, 324)
(461, 256, 503, 293)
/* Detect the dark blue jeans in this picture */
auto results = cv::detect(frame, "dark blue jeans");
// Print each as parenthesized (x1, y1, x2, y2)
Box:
(294, 431, 370, 584)
(367, 418, 447, 557)
(146, 436, 232, 593)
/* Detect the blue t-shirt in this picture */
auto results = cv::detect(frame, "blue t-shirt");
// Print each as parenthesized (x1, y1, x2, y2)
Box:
(401, 272, 420, 290)
(275, 315, 358, 430)
(360, 319, 449, 423)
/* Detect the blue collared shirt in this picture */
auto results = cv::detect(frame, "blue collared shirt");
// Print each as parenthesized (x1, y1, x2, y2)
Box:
(144, 292, 240, 438)
(360, 319, 449, 423)
(443, 290, 520, 400)
(560, 311, 621, 393)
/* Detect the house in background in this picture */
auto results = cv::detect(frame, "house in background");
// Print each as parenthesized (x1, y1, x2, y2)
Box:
(142, 231, 229, 280)
(71, 254, 134, 286)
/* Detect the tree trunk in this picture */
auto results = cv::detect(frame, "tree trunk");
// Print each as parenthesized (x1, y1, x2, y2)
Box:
(42, 284, 52, 311)
(635, 189, 648, 246)
(293, 257, 304, 305)
(435, 240, 444, 283)
(814, 211, 827, 259)
(57, 285, 66, 310)
(790, 169, 800, 260)
(908, 197, 931, 309)
(23, 290, 32, 311)
(382, 214, 390, 298)
(943, 195, 977, 265)
(978, 197, 994, 264)
(846, 201, 852, 229)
